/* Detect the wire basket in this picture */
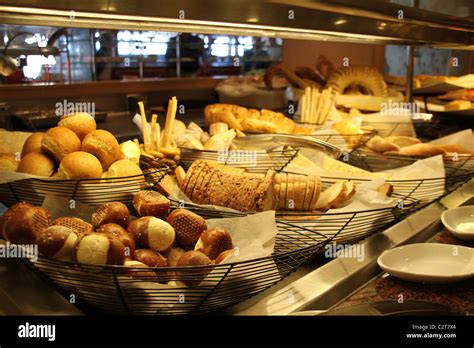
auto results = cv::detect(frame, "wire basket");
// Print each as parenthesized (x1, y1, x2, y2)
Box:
(179, 147, 298, 172)
(0, 157, 169, 207)
(308, 130, 375, 153)
(25, 213, 330, 315)
(347, 151, 473, 206)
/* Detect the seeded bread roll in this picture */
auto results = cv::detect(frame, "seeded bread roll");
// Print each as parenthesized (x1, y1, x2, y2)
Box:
(41, 127, 81, 163)
(133, 190, 170, 218)
(17, 152, 55, 177)
(4, 206, 51, 245)
(73, 233, 126, 266)
(81, 130, 120, 170)
(36, 225, 77, 261)
(194, 228, 233, 260)
(57, 151, 103, 179)
(127, 216, 175, 252)
(21, 132, 45, 157)
(58, 113, 96, 141)
(167, 209, 207, 249)
(91, 202, 130, 228)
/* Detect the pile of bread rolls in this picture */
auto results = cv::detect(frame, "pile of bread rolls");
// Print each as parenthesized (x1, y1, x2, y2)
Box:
(364, 135, 474, 159)
(0, 112, 143, 180)
(0, 190, 235, 286)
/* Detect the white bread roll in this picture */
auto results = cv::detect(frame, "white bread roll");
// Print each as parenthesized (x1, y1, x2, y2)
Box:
(58, 112, 96, 141)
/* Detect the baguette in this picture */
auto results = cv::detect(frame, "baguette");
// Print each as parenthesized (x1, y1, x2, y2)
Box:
(366, 135, 400, 153)
(385, 143, 447, 157)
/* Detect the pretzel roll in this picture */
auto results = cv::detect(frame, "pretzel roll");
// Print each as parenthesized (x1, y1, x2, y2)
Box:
(0, 202, 33, 239)
(97, 223, 135, 260)
(53, 217, 94, 236)
(36, 225, 77, 261)
(81, 130, 120, 170)
(41, 126, 81, 163)
(195, 228, 233, 260)
(91, 202, 130, 228)
(73, 233, 126, 266)
(4, 206, 51, 245)
(133, 190, 170, 218)
(127, 216, 175, 252)
(176, 250, 212, 286)
(134, 249, 168, 267)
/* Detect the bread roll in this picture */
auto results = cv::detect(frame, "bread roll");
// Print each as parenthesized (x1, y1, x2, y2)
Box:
(0, 153, 19, 172)
(36, 225, 77, 261)
(72, 233, 126, 266)
(209, 122, 229, 136)
(167, 209, 207, 249)
(164, 246, 186, 267)
(58, 113, 96, 141)
(17, 152, 55, 177)
(57, 151, 103, 179)
(173, 120, 187, 138)
(92, 202, 129, 228)
(386, 143, 447, 157)
(97, 223, 135, 260)
(366, 136, 400, 153)
(119, 140, 141, 165)
(103, 159, 143, 179)
(134, 249, 168, 267)
(41, 127, 81, 162)
(176, 250, 212, 286)
(4, 206, 51, 244)
(194, 228, 233, 260)
(0, 202, 33, 239)
(21, 132, 44, 157)
(385, 136, 421, 148)
(127, 216, 175, 252)
(215, 249, 234, 264)
(133, 190, 170, 218)
(175, 133, 204, 150)
(123, 260, 155, 278)
(81, 130, 120, 170)
(53, 217, 93, 235)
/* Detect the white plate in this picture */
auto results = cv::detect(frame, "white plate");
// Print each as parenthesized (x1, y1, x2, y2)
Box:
(377, 243, 473, 283)
(441, 206, 474, 241)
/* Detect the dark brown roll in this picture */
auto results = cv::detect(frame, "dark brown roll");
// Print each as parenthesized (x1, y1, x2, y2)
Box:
(97, 223, 135, 260)
(215, 249, 235, 265)
(4, 206, 51, 245)
(127, 216, 175, 252)
(36, 225, 77, 261)
(176, 250, 212, 286)
(72, 233, 125, 265)
(52, 217, 94, 236)
(0, 202, 33, 239)
(132, 190, 170, 218)
(167, 209, 207, 249)
(133, 249, 168, 267)
(91, 202, 130, 228)
(194, 228, 233, 260)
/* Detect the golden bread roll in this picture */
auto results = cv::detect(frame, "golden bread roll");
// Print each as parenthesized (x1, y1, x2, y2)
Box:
(58, 151, 103, 179)
(81, 130, 120, 170)
(17, 152, 55, 177)
(21, 132, 44, 157)
(103, 159, 142, 179)
(0, 153, 19, 172)
(58, 113, 96, 141)
(119, 140, 141, 165)
(41, 127, 81, 163)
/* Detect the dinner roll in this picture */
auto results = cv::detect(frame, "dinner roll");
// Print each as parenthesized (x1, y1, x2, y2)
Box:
(36, 225, 77, 261)
(81, 130, 120, 170)
(4, 206, 51, 245)
(58, 151, 103, 179)
(58, 113, 96, 141)
(194, 228, 233, 260)
(91, 202, 129, 228)
(41, 127, 81, 162)
(103, 159, 143, 179)
(0, 153, 19, 172)
(127, 216, 175, 252)
(119, 140, 141, 165)
(21, 132, 45, 157)
(72, 233, 126, 266)
(17, 152, 55, 177)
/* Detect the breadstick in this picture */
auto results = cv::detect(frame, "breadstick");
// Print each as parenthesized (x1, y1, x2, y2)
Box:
(138, 101, 150, 152)
(315, 88, 327, 124)
(150, 114, 158, 151)
(319, 87, 333, 125)
(162, 97, 178, 148)
(159, 147, 180, 156)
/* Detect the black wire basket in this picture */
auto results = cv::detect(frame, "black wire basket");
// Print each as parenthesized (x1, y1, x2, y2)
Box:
(0, 157, 169, 207)
(347, 151, 473, 206)
(25, 212, 330, 315)
(179, 147, 298, 172)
